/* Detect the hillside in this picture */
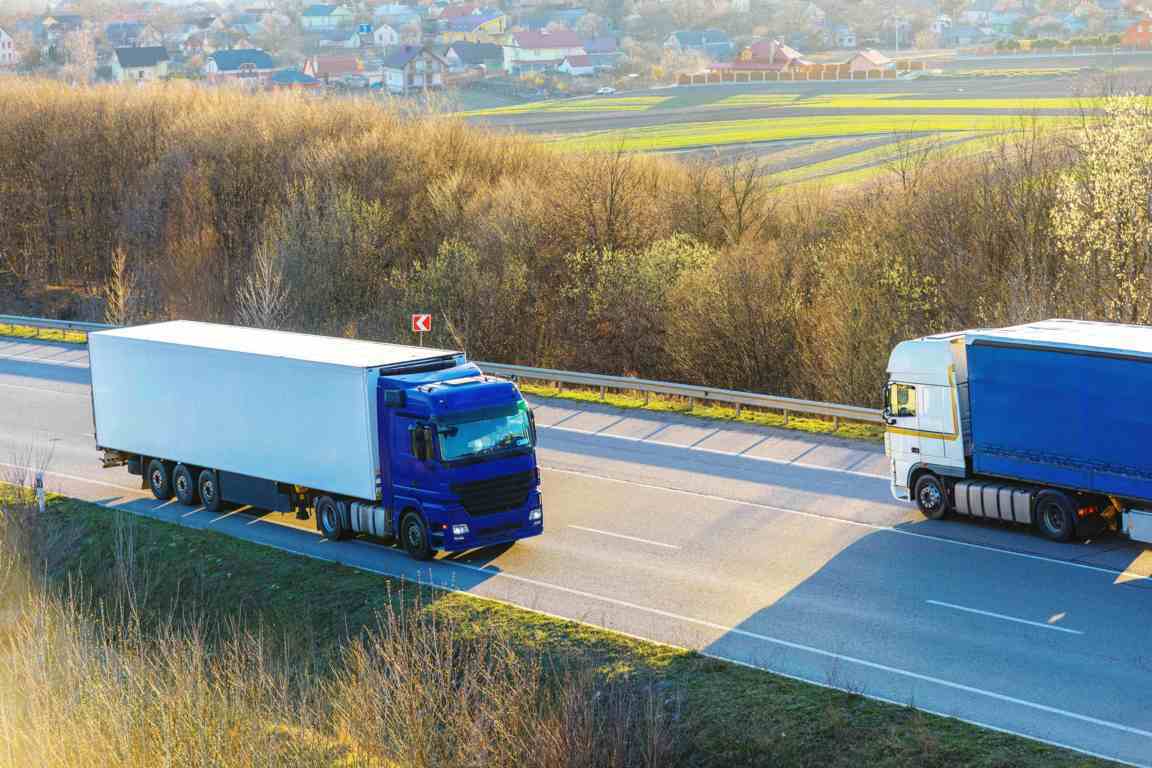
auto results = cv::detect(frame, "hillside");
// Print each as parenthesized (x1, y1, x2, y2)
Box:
(1, 81, 1149, 406)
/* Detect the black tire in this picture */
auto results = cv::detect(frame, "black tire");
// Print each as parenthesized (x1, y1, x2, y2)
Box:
(1036, 490, 1076, 542)
(173, 464, 198, 506)
(914, 473, 949, 520)
(400, 512, 433, 561)
(316, 495, 348, 541)
(147, 459, 173, 500)
(198, 469, 221, 513)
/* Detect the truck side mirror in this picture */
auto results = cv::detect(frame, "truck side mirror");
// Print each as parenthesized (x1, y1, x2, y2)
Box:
(410, 424, 434, 461)
(528, 409, 537, 445)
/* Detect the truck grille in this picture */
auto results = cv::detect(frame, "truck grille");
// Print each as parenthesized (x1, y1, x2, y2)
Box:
(476, 521, 523, 538)
(451, 471, 533, 517)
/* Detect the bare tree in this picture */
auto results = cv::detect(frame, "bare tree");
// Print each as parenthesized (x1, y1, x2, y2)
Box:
(236, 239, 289, 329)
(103, 247, 137, 325)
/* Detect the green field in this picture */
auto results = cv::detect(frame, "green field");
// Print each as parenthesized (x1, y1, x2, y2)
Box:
(464, 95, 671, 115)
(549, 113, 1073, 153)
(3, 491, 1116, 768)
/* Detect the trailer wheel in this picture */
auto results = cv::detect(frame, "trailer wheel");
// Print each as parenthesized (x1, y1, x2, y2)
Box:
(400, 512, 433, 561)
(1036, 490, 1076, 542)
(198, 469, 221, 513)
(914, 474, 949, 520)
(316, 496, 348, 541)
(146, 459, 173, 500)
(173, 464, 198, 506)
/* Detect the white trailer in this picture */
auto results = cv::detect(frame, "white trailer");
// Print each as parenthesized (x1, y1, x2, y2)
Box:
(89, 321, 460, 501)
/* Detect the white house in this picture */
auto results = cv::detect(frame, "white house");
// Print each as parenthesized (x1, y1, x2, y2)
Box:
(502, 29, 584, 73)
(373, 23, 399, 47)
(558, 54, 594, 76)
(0, 26, 17, 67)
(111, 46, 170, 82)
(300, 4, 354, 32)
(380, 44, 446, 93)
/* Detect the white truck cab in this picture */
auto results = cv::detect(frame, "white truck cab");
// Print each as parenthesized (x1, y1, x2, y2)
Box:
(884, 333, 967, 504)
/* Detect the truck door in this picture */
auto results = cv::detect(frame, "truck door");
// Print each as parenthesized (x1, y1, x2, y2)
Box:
(915, 384, 954, 459)
(886, 382, 920, 488)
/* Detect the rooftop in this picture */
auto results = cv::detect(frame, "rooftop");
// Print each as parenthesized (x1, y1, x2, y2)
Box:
(94, 321, 462, 370)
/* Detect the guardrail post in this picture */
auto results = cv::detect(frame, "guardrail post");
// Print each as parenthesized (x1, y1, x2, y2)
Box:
(833, 416, 840, 432)
(599, 385, 606, 401)
(783, 409, 790, 426)
(735, 403, 742, 418)
(687, 397, 695, 411)
(643, 391, 650, 406)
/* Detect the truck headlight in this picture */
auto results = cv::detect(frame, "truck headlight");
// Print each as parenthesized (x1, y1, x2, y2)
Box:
(529, 507, 543, 524)
(452, 524, 469, 538)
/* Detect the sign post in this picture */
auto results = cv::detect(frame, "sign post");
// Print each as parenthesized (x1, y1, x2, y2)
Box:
(411, 313, 431, 346)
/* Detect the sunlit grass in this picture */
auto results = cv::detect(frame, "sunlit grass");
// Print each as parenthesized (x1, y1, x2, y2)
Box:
(517, 381, 885, 441)
(715, 93, 1121, 111)
(0, 322, 87, 344)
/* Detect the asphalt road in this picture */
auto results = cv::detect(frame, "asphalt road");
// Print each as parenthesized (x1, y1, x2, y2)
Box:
(3, 337, 1152, 766)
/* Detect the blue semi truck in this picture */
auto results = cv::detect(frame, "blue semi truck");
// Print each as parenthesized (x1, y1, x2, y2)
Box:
(885, 319, 1152, 543)
(89, 321, 543, 559)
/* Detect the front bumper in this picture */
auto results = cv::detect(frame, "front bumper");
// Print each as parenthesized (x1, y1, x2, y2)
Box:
(438, 522, 543, 552)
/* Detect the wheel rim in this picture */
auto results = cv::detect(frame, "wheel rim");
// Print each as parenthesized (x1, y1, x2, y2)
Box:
(1043, 502, 1064, 533)
(406, 520, 422, 550)
(175, 474, 188, 495)
(919, 482, 942, 512)
(322, 505, 336, 533)
(202, 479, 215, 502)
(151, 468, 164, 491)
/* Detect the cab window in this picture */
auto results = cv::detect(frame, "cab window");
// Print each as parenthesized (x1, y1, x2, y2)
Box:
(889, 384, 917, 417)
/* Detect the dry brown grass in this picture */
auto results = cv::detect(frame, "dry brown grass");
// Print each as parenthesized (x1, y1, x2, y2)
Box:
(0, 487, 675, 768)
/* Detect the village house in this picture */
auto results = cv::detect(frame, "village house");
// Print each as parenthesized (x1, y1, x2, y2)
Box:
(300, 5, 355, 32)
(502, 29, 584, 73)
(268, 67, 321, 90)
(444, 40, 503, 71)
(439, 11, 507, 44)
(831, 25, 856, 48)
(318, 30, 362, 48)
(0, 26, 17, 67)
(205, 48, 277, 86)
(558, 54, 595, 76)
(663, 29, 734, 60)
(303, 53, 362, 83)
(379, 45, 446, 93)
(373, 23, 400, 47)
(846, 48, 893, 72)
(1122, 17, 1152, 46)
(111, 46, 170, 82)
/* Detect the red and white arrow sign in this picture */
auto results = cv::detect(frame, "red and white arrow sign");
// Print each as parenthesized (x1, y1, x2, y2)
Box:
(411, 314, 432, 333)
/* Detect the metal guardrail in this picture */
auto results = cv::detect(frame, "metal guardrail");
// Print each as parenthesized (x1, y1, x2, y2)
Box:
(478, 363, 883, 428)
(0, 315, 882, 429)
(0, 314, 113, 337)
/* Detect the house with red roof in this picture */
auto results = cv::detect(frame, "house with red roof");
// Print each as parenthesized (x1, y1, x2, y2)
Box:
(845, 48, 893, 72)
(714, 39, 811, 74)
(302, 53, 362, 83)
(1122, 18, 1152, 47)
(502, 28, 584, 73)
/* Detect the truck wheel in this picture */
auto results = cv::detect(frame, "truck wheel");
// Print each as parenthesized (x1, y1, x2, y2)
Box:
(198, 469, 221, 513)
(316, 496, 348, 541)
(147, 459, 173, 500)
(173, 464, 198, 506)
(1036, 490, 1076, 542)
(914, 474, 949, 520)
(400, 512, 433, 561)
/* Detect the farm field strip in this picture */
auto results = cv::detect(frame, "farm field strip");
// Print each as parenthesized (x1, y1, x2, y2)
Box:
(551, 114, 1075, 153)
(464, 95, 670, 115)
(715, 93, 1122, 111)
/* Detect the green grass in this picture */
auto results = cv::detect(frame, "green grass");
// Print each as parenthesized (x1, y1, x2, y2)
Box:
(21, 493, 1118, 768)
(463, 95, 671, 116)
(550, 114, 1075, 153)
(517, 381, 884, 442)
(717, 94, 1118, 111)
(0, 321, 87, 344)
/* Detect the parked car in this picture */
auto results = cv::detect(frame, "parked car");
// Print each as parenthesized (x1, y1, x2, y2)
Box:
(595, 86, 616, 95)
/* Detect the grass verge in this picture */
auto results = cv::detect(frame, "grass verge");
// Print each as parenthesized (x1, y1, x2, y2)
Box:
(0, 489, 1116, 768)
(517, 380, 884, 442)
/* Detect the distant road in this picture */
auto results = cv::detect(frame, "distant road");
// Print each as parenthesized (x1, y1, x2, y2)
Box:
(3, 337, 1151, 766)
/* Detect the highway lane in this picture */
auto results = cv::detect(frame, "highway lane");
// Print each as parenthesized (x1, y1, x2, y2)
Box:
(2, 337, 1152, 766)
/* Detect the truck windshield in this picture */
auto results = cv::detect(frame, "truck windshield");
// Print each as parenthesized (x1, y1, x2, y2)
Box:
(438, 402, 533, 462)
